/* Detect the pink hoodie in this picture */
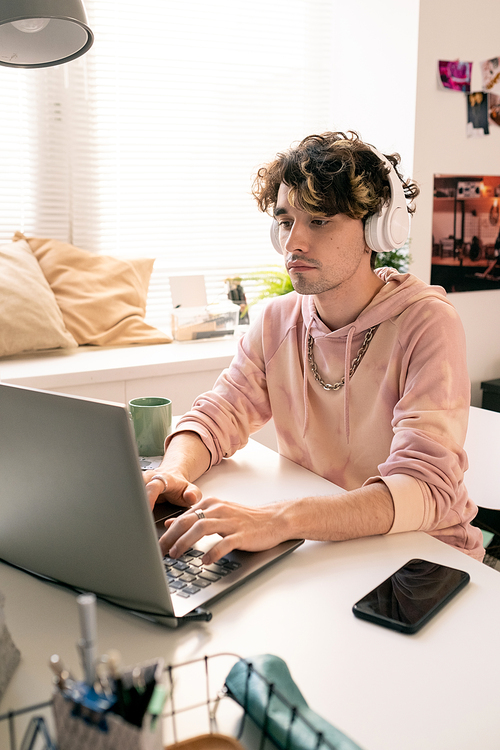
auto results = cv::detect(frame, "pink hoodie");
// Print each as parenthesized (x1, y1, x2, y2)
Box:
(173, 268, 484, 560)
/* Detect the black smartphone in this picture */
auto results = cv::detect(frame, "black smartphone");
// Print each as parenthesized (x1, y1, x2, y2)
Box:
(352, 558, 470, 634)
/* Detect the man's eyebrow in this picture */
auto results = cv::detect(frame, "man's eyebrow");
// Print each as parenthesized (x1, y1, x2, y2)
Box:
(273, 207, 288, 217)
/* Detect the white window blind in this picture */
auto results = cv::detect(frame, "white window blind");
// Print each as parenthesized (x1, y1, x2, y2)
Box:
(0, 0, 334, 323)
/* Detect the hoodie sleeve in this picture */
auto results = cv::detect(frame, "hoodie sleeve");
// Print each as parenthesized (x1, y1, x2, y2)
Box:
(165, 311, 274, 467)
(364, 297, 478, 549)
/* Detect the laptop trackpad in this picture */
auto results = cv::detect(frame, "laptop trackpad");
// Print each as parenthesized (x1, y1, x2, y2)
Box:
(153, 501, 185, 538)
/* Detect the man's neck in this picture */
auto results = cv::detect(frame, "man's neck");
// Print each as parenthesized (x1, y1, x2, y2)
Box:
(313, 271, 385, 331)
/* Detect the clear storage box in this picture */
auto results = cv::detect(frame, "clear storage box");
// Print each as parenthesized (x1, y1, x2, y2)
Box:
(171, 302, 239, 341)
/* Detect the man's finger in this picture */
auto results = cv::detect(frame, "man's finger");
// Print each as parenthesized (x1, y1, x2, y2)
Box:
(148, 474, 168, 493)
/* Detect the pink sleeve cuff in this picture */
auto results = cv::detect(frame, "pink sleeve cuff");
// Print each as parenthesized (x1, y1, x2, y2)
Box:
(364, 473, 425, 534)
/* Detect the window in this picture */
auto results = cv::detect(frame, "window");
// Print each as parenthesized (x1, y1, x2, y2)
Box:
(0, 1, 334, 322)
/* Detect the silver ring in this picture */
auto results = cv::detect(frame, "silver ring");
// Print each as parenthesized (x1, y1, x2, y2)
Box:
(193, 508, 205, 520)
(150, 474, 167, 493)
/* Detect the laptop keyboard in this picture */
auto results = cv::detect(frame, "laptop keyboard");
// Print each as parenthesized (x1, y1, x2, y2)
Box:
(163, 548, 242, 598)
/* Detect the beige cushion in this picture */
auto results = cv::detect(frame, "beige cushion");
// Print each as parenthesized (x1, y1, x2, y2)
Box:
(0, 239, 77, 358)
(14, 233, 171, 346)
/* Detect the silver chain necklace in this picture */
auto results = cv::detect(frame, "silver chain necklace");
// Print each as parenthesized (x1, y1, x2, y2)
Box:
(307, 326, 379, 391)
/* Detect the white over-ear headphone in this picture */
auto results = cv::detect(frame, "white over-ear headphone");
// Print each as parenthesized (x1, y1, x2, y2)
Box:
(270, 145, 409, 255)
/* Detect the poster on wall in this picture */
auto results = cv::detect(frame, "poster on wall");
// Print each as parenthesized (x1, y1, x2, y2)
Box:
(438, 60, 472, 92)
(466, 92, 489, 136)
(480, 56, 500, 95)
(431, 174, 500, 293)
(489, 93, 500, 125)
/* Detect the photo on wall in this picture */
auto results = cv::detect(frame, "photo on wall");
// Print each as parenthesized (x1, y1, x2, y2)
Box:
(489, 93, 500, 126)
(438, 60, 472, 92)
(480, 56, 500, 95)
(431, 174, 500, 293)
(466, 92, 489, 136)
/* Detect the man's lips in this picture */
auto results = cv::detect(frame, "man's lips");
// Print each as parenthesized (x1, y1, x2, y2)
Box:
(287, 261, 318, 272)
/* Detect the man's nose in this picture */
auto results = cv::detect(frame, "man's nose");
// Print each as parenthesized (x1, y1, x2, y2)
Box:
(283, 222, 309, 253)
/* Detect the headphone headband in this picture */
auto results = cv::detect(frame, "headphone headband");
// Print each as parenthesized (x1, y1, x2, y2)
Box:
(270, 144, 409, 255)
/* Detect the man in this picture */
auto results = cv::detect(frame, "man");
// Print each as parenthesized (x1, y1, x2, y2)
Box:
(144, 131, 484, 564)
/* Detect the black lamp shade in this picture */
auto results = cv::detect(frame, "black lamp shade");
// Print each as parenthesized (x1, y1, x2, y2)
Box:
(0, 0, 93, 68)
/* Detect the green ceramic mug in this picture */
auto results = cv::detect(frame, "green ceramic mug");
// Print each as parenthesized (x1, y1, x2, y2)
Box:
(128, 396, 172, 457)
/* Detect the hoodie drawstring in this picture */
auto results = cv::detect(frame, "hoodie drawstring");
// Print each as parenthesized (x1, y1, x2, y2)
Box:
(343, 326, 356, 445)
(302, 315, 315, 438)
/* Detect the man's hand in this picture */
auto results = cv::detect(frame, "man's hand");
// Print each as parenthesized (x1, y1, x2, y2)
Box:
(156, 482, 394, 564)
(141, 430, 211, 511)
(158, 498, 289, 565)
(142, 469, 202, 511)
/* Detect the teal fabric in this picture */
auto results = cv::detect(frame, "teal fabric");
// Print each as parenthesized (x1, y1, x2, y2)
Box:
(225, 654, 363, 750)
(482, 529, 494, 548)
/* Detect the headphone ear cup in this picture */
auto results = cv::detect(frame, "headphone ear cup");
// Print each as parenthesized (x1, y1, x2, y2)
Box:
(270, 219, 283, 254)
(364, 146, 410, 254)
(365, 209, 393, 253)
(365, 203, 409, 253)
(364, 212, 383, 253)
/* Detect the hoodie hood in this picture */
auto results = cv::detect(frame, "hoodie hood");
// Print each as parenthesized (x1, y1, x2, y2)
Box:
(300, 268, 452, 441)
(302, 267, 451, 336)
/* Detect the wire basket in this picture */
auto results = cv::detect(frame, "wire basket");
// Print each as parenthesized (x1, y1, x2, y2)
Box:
(0, 699, 55, 750)
(0, 653, 348, 750)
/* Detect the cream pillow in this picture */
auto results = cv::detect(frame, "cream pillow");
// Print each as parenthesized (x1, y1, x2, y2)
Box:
(0, 239, 77, 358)
(14, 233, 172, 346)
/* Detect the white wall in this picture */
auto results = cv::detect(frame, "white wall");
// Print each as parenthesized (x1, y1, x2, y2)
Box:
(329, 0, 420, 176)
(329, 0, 500, 405)
(412, 0, 500, 404)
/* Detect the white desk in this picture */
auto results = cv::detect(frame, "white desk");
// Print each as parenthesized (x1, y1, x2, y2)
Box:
(465, 405, 500, 510)
(1, 440, 500, 750)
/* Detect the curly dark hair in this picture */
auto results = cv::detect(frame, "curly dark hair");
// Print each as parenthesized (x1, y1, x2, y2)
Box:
(252, 131, 419, 221)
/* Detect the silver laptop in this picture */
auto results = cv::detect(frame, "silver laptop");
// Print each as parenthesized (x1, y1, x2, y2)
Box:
(0, 383, 302, 627)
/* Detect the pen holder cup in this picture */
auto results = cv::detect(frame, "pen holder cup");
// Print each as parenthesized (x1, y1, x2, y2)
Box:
(0, 592, 21, 703)
(52, 659, 164, 750)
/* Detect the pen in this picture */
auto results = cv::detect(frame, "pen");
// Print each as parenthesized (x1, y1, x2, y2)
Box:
(107, 649, 126, 718)
(95, 656, 114, 699)
(147, 683, 167, 732)
(77, 592, 97, 686)
(48, 654, 73, 690)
